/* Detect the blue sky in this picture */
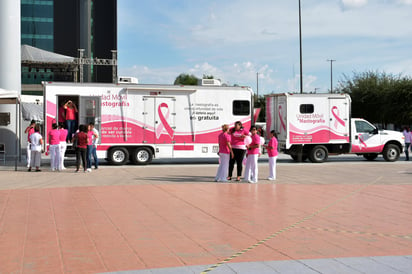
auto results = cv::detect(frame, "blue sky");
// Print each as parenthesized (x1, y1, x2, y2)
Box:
(117, 0, 412, 95)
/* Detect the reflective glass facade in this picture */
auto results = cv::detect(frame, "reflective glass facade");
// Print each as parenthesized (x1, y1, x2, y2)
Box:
(21, 0, 54, 51)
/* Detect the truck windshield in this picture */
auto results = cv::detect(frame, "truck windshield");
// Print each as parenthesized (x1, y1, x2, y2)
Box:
(355, 120, 376, 133)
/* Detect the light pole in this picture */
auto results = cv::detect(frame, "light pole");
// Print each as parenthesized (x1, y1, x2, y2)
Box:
(299, 0, 303, 94)
(327, 59, 336, 93)
(256, 72, 259, 99)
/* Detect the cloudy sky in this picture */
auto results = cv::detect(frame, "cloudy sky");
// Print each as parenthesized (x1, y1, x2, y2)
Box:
(117, 0, 412, 95)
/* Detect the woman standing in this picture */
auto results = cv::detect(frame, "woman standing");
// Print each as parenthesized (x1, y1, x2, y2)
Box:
(48, 123, 61, 171)
(28, 124, 43, 172)
(265, 130, 278, 180)
(215, 124, 233, 182)
(73, 125, 88, 172)
(59, 123, 68, 170)
(243, 126, 261, 183)
(228, 121, 249, 181)
(64, 100, 78, 142)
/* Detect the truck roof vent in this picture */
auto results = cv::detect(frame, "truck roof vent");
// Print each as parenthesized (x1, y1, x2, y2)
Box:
(118, 76, 138, 84)
(201, 79, 221, 86)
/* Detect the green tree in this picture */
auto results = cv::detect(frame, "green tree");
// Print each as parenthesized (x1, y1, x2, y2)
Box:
(337, 71, 412, 126)
(173, 73, 199, 85)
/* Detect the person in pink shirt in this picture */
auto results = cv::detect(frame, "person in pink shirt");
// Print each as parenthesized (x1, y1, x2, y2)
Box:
(24, 120, 36, 168)
(243, 126, 261, 183)
(228, 121, 249, 181)
(58, 123, 68, 170)
(64, 100, 78, 142)
(48, 123, 61, 171)
(215, 124, 234, 182)
(264, 130, 278, 180)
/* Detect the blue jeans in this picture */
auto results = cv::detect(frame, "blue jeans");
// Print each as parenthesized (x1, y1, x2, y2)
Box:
(87, 145, 98, 168)
(66, 120, 76, 142)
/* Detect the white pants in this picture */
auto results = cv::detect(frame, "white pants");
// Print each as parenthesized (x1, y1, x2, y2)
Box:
(30, 150, 41, 168)
(215, 153, 230, 182)
(26, 142, 31, 166)
(244, 154, 258, 183)
(49, 144, 60, 170)
(268, 156, 277, 180)
(59, 141, 67, 169)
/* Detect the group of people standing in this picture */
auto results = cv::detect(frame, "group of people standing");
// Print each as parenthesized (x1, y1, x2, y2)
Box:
(25, 120, 68, 172)
(25, 120, 99, 173)
(215, 121, 278, 183)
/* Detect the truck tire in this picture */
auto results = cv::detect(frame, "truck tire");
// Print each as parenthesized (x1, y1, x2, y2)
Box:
(363, 153, 378, 161)
(382, 144, 400, 162)
(108, 147, 129, 165)
(131, 147, 153, 165)
(309, 145, 328, 163)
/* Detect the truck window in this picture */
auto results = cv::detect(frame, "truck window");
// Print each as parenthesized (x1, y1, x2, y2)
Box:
(300, 104, 314, 114)
(233, 100, 250, 116)
(355, 120, 375, 133)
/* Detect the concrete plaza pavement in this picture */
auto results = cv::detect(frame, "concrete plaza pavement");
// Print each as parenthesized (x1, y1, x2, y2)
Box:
(0, 155, 411, 273)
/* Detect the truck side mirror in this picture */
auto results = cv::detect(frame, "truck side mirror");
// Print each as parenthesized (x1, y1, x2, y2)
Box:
(372, 128, 379, 135)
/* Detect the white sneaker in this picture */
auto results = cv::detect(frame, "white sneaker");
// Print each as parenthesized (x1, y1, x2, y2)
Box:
(87, 168, 92, 172)
(248, 180, 257, 184)
(267, 177, 276, 181)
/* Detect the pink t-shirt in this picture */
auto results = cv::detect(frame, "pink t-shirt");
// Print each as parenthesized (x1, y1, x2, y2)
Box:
(27, 127, 35, 142)
(230, 129, 249, 150)
(87, 131, 93, 145)
(218, 132, 231, 154)
(248, 134, 261, 155)
(59, 129, 68, 142)
(66, 107, 76, 120)
(267, 137, 278, 157)
(48, 129, 60, 145)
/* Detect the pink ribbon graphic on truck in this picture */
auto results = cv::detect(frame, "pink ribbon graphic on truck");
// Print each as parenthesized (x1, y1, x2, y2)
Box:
(331, 106, 345, 129)
(278, 105, 286, 134)
(155, 103, 174, 139)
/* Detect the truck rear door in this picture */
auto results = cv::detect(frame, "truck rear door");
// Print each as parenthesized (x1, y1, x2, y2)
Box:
(79, 96, 102, 135)
(329, 98, 349, 142)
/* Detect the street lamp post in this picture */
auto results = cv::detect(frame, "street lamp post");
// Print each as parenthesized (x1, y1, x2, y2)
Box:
(299, 0, 303, 94)
(327, 59, 336, 93)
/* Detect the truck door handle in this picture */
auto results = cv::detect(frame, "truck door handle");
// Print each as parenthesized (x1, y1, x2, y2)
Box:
(355, 135, 358, 140)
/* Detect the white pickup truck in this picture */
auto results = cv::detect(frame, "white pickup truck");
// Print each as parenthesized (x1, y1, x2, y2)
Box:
(265, 93, 404, 163)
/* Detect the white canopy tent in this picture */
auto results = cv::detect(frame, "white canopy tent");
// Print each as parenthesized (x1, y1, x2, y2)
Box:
(0, 89, 21, 169)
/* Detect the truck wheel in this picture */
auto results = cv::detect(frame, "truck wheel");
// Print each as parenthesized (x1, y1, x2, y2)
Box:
(131, 147, 153, 165)
(382, 144, 400, 162)
(108, 147, 129, 165)
(363, 153, 378, 161)
(309, 145, 328, 163)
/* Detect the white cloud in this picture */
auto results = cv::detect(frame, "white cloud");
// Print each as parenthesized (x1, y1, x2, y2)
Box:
(340, 0, 368, 9)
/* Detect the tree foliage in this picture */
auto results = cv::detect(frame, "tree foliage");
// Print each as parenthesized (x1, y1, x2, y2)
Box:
(173, 73, 200, 85)
(337, 71, 412, 126)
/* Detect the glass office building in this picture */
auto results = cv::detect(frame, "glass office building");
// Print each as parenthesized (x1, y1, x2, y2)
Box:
(21, 0, 54, 51)
(21, 0, 117, 86)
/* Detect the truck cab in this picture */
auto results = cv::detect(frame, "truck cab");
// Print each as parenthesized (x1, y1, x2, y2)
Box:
(350, 118, 404, 161)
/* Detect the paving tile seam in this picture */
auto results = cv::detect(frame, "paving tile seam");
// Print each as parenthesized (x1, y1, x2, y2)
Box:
(298, 226, 412, 240)
(86, 186, 150, 268)
(0, 190, 11, 236)
(199, 177, 382, 273)
(121, 185, 205, 267)
(48, 189, 65, 274)
(69, 189, 109, 272)
(19, 191, 31, 273)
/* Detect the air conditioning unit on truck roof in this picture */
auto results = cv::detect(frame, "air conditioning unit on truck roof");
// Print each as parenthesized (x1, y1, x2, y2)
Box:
(265, 93, 404, 163)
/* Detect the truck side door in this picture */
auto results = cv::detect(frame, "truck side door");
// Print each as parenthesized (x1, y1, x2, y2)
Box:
(350, 120, 382, 153)
(79, 96, 101, 136)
